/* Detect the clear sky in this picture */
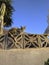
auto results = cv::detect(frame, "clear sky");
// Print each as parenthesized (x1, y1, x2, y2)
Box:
(11, 0, 49, 34)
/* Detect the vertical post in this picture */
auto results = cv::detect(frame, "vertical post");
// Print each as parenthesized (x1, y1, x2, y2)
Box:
(38, 35, 41, 48)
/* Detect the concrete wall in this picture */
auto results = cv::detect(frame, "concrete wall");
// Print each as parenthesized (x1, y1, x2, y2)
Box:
(0, 48, 49, 65)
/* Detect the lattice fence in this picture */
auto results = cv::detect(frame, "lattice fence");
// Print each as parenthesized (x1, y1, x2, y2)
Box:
(0, 32, 49, 49)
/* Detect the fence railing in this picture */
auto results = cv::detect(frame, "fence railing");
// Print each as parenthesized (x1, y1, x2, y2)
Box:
(0, 32, 49, 49)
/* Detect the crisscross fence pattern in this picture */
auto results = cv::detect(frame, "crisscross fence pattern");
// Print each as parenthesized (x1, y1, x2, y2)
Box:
(0, 32, 49, 49)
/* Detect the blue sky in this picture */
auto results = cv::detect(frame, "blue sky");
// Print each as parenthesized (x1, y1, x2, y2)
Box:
(12, 0, 49, 34)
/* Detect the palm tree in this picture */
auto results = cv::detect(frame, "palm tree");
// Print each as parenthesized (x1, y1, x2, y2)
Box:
(0, 0, 14, 27)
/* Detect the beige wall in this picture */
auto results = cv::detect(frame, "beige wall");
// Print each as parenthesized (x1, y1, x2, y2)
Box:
(0, 48, 49, 65)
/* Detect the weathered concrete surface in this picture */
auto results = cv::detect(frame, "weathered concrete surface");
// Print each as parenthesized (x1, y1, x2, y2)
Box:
(0, 48, 49, 65)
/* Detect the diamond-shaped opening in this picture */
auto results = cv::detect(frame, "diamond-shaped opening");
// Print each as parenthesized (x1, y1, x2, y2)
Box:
(47, 36, 49, 39)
